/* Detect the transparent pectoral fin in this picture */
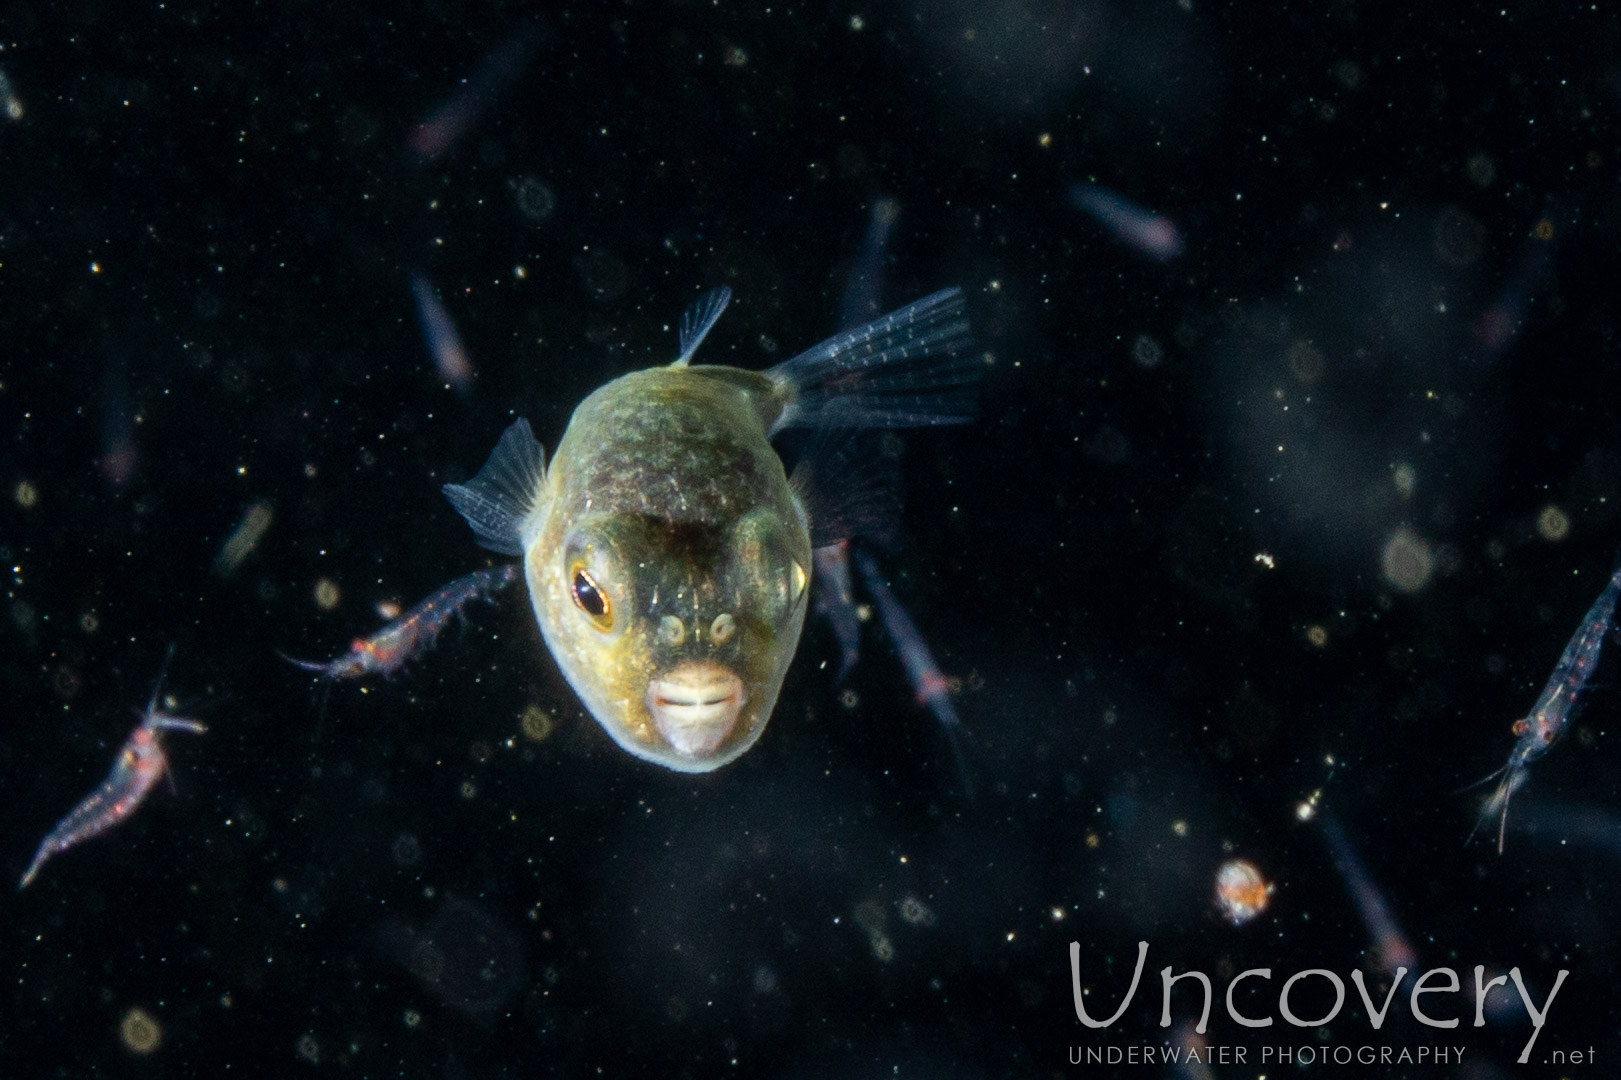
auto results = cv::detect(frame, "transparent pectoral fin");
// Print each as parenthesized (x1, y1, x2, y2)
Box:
(767, 286, 977, 434)
(675, 285, 733, 366)
(789, 428, 900, 549)
(442, 418, 547, 555)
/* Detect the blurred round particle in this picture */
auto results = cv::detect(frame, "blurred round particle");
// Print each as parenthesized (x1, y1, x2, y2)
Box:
(1381, 527, 1434, 593)
(898, 895, 936, 927)
(1537, 505, 1570, 542)
(296, 1033, 321, 1065)
(1131, 333, 1163, 369)
(459, 780, 477, 800)
(1286, 340, 1325, 385)
(1214, 859, 1272, 925)
(409, 939, 447, 984)
(392, 832, 423, 868)
(870, 932, 895, 962)
(403, 1009, 422, 1029)
(80, 611, 100, 634)
(1392, 463, 1417, 499)
(1465, 153, 1496, 187)
(313, 577, 341, 611)
(13, 479, 37, 508)
(119, 1007, 162, 1055)
(1304, 624, 1329, 648)
(1533, 218, 1554, 242)
(513, 177, 556, 223)
(519, 704, 555, 742)
(1432, 206, 1486, 267)
(52, 664, 82, 699)
(839, 688, 859, 710)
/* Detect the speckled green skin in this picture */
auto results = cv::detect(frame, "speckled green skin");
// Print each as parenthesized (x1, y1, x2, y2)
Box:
(523, 364, 812, 772)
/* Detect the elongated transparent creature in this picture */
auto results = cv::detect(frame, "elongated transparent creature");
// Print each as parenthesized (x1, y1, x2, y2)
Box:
(21, 655, 206, 889)
(1472, 562, 1621, 852)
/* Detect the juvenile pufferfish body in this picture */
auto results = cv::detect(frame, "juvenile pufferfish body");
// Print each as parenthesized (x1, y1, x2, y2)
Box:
(531, 366, 810, 770)
(444, 285, 973, 772)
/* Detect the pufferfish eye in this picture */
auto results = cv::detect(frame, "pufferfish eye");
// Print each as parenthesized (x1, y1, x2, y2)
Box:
(570, 566, 612, 627)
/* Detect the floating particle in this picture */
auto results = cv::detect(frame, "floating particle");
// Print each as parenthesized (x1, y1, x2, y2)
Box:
(1380, 527, 1434, 593)
(848, 14, 865, 30)
(898, 895, 936, 926)
(512, 176, 556, 223)
(1304, 624, 1329, 648)
(870, 933, 895, 962)
(313, 577, 341, 610)
(403, 1009, 422, 1028)
(13, 479, 37, 508)
(1465, 153, 1496, 187)
(0, 68, 22, 121)
(51, 663, 82, 699)
(1537, 504, 1570, 542)
(1296, 787, 1323, 820)
(852, 898, 886, 936)
(723, 45, 748, 67)
(459, 780, 477, 800)
(80, 611, 100, 634)
(1171, 819, 1189, 837)
(839, 688, 859, 709)
(519, 704, 555, 742)
(1214, 859, 1272, 925)
(391, 832, 423, 868)
(295, 1033, 321, 1065)
(1131, 333, 1164, 369)
(213, 500, 274, 577)
(1392, 463, 1416, 499)
(119, 1007, 162, 1055)
(1286, 340, 1324, 384)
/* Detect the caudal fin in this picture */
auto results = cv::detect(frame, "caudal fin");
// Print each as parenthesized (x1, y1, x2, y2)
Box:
(766, 287, 976, 434)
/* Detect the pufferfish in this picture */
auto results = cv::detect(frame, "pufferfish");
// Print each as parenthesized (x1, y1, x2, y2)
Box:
(441, 286, 974, 772)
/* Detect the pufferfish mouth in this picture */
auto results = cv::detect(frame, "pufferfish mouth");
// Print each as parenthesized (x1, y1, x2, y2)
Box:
(646, 660, 747, 759)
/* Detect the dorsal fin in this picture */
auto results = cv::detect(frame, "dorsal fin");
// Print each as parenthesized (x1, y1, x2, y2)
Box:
(674, 285, 733, 366)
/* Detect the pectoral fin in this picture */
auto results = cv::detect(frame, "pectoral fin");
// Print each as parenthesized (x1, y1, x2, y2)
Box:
(443, 418, 547, 555)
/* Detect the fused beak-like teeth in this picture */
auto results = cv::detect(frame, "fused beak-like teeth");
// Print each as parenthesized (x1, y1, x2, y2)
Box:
(647, 661, 746, 758)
